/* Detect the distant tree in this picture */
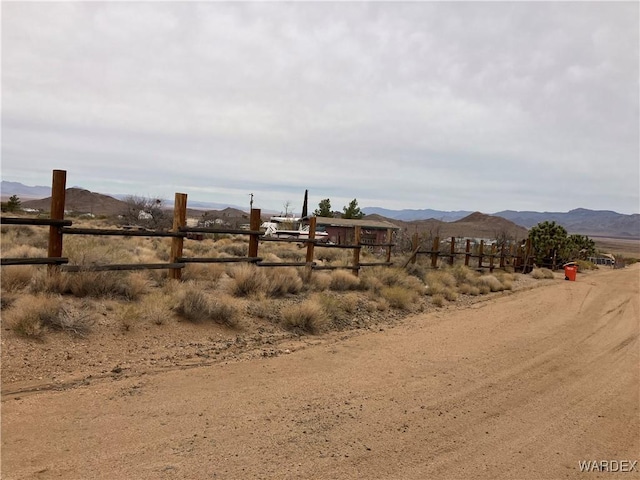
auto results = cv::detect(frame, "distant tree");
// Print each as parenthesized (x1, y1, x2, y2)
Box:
(528, 221, 568, 267)
(564, 234, 596, 260)
(6, 195, 21, 212)
(120, 195, 171, 229)
(314, 198, 333, 217)
(342, 198, 364, 219)
(282, 200, 292, 217)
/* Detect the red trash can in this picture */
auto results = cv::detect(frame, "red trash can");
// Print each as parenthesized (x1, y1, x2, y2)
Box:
(564, 265, 577, 281)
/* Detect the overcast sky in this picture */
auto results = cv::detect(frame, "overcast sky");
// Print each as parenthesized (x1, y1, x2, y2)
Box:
(2, 1, 639, 214)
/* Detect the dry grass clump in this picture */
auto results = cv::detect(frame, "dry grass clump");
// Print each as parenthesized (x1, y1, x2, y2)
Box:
(1, 266, 35, 292)
(380, 285, 419, 310)
(265, 267, 303, 297)
(220, 242, 248, 257)
(30, 269, 148, 300)
(227, 264, 267, 297)
(181, 263, 225, 284)
(316, 292, 358, 327)
(315, 248, 347, 263)
(2, 244, 48, 259)
(329, 269, 361, 291)
(531, 268, 554, 279)
(443, 287, 459, 302)
(174, 286, 239, 327)
(269, 245, 305, 262)
(308, 272, 332, 291)
(1, 225, 48, 249)
(7, 295, 93, 338)
(280, 299, 328, 334)
(478, 275, 504, 292)
(431, 294, 446, 307)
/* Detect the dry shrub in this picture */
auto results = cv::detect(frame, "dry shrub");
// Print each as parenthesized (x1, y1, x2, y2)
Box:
(406, 262, 428, 280)
(227, 264, 267, 296)
(451, 265, 478, 286)
(220, 242, 247, 257)
(425, 270, 456, 289)
(531, 268, 554, 279)
(271, 245, 305, 261)
(208, 295, 241, 327)
(443, 287, 459, 302)
(175, 286, 239, 326)
(458, 283, 472, 295)
(281, 300, 328, 334)
(175, 288, 210, 322)
(315, 248, 345, 263)
(7, 295, 92, 338)
(182, 263, 225, 284)
(246, 297, 280, 322)
(60, 270, 148, 300)
(1, 266, 34, 292)
(308, 272, 332, 291)
(329, 269, 361, 291)
(265, 267, 303, 297)
(478, 283, 491, 295)
(380, 285, 419, 310)
(469, 286, 481, 296)
(431, 294, 445, 307)
(2, 244, 48, 259)
(376, 298, 390, 311)
(139, 291, 172, 325)
(317, 292, 358, 327)
(478, 275, 504, 292)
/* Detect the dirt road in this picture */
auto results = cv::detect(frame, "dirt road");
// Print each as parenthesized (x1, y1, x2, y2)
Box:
(2, 266, 638, 479)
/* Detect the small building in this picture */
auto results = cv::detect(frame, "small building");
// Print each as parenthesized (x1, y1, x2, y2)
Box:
(313, 217, 400, 246)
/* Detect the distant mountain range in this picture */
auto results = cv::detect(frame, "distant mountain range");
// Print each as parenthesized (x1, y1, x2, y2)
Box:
(3, 181, 638, 238)
(361, 207, 639, 238)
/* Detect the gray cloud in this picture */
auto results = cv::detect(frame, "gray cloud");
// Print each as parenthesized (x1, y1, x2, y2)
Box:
(2, 2, 638, 214)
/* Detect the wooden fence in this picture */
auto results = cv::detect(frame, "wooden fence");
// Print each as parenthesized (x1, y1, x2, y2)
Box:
(405, 233, 533, 273)
(1, 169, 533, 277)
(0, 170, 396, 279)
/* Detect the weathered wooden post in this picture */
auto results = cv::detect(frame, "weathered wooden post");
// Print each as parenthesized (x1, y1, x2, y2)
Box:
(464, 239, 471, 266)
(386, 228, 393, 264)
(352, 226, 361, 277)
(170, 193, 187, 280)
(499, 243, 506, 269)
(305, 216, 316, 280)
(47, 169, 67, 275)
(248, 208, 261, 259)
(449, 236, 456, 266)
(431, 237, 439, 269)
(478, 240, 484, 269)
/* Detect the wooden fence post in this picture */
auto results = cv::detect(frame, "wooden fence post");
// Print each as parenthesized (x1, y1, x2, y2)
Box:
(47, 169, 67, 275)
(499, 243, 506, 269)
(170, 193, 187, 280)
(386, 228, 393, 264)
(305, 216, 316, 280)
(353, 226, 361, 277)
(478, 240, 484, 269)
(465, 239, 471, 266)
(449, 236, 456, 266)
(431, 237, 439, 268)
(248, 208, 261, 259)
(489, 244, 496, 272)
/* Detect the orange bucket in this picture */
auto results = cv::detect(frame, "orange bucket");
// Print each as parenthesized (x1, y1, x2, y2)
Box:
(564, 265, 577, 281)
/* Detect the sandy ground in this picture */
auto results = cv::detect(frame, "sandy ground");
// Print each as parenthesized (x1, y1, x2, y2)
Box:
(2, 265, 638, 479)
